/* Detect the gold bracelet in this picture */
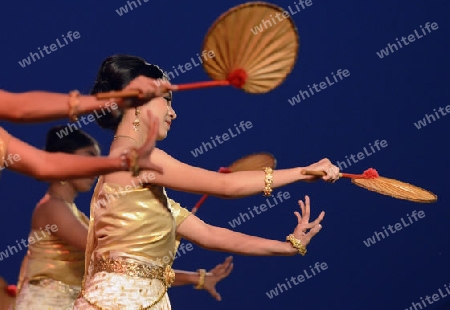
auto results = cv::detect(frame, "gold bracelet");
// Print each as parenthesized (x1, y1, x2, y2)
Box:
(263, 167, 273, 197)
(68, 90, 80, 122)
(129, 148, 140, 177)
(286, 234, 307, 256)
(194, 269, 206, 290)
(120, 148, 140, 176)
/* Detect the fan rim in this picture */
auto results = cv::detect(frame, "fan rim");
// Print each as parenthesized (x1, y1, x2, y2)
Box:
(351, 177, 438, 204)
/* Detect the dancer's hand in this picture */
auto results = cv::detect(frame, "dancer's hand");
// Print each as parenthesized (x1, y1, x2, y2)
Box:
(292, 196, 324, 248)
(203, 256, 234, 301)
(120, 76, 172, 108)
(303, 158, 340, 183)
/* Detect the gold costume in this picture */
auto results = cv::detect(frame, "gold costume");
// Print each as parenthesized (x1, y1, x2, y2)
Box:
(74, 179, 191, 309)
(14, 202, 88, 310)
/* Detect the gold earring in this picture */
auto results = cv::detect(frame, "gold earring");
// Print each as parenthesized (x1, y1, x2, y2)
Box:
(132, 108, 140, 131)
(60, 181, 67, 185)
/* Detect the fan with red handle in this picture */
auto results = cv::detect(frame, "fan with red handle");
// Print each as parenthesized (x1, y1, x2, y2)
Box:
(96, 2, 299, 101)
(301, 168, 437, 203)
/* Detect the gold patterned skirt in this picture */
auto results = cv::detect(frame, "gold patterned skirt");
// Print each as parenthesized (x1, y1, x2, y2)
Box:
(13, 278, 80, 310)
(73, 256, 174, 310)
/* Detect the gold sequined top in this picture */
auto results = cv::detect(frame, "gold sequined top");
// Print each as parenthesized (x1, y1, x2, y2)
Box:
(83, 179, 191, 282)
(17, 203, 89, 291)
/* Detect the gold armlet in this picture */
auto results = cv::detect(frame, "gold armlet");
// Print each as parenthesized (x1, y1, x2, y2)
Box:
(263, 167, 273, 197)
(120, 148, 140, 176)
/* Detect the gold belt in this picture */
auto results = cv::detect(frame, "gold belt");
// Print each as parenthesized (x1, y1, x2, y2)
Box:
(93, 257, 175, 287)
(80, 257, 175, 310)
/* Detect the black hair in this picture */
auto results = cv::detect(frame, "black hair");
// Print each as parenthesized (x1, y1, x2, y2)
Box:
(90, 54, 166, 131)
(45, 126, 98, 154)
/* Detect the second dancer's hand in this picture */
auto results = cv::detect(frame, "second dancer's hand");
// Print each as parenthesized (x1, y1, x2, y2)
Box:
(203, 256, 234, 301)
(117, 110, 163, 175)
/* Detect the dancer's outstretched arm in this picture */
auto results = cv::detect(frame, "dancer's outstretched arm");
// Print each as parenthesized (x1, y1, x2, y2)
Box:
(0, 112, 161, 181)
(177, 196, 323, 256)
(145, 148, 339, 198)
(172, 256, 233, 301)
(0, 77, 171, 123)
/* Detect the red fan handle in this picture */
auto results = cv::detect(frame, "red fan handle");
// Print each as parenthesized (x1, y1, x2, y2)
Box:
(191, 167, 232, 215)
(173, 80, 231, 91)
(95, 69, 248, 99)
(96, 81, 231, 99)
(301, 168, 379, 179)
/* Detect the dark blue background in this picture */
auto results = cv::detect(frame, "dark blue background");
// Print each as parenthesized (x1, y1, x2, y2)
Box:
(1, 1, 449, 309)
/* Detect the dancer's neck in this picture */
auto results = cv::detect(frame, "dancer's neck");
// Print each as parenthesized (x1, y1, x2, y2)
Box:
(47, 183, 77, 204)
(115, 112, 146, 147)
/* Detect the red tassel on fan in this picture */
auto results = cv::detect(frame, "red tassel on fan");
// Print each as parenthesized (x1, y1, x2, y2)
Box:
(6, 284, 17, 297)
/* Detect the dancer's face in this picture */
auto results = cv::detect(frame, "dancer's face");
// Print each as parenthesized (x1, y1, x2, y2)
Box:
(68, 144, 101, 192)
(141, 91, 176, 140)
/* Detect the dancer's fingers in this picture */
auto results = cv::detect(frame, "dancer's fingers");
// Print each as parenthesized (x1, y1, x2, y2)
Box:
(301, 211, 325, 230)
(298, 199, 306, 218)
(303, 195, 311, 223)
(294, 211, 302, 224)
(306, 224, 323, 240)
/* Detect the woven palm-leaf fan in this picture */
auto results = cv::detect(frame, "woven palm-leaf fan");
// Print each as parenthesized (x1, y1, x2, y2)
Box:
(198, 2, 299, 93)
(228, 152, 277, 172)
(96, 2, 299, 100)
(301, 168, 437, 203)
(192, 152, 277, 215)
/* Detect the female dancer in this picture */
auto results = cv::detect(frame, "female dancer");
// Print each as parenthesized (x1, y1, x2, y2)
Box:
(0, 76, 168, 183)
(13, 126, 233, 310)
(73, 55, 338, 309)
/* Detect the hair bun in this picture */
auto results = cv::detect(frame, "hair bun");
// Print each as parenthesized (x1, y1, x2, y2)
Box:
(45, 126, 97, 153)
(90, 54, 166, 131)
